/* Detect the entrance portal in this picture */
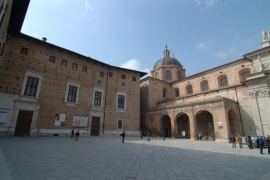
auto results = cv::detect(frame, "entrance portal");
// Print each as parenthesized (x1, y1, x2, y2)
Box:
(196, 111, 215, 140)
(176, 114, 190, 138)
(91, 117, 100, 136)
(161, 115, 171, 137)
(14, 110, 33, 136)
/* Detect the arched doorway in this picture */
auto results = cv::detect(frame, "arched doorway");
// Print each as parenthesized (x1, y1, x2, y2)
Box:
(161, 115, 171, 137)
(196, 110, 215, 140)
(228, 109, 238, 136)
(176, 113, 190, 138)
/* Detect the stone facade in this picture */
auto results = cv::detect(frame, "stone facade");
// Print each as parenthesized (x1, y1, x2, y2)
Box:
(141, 44, 270, 141)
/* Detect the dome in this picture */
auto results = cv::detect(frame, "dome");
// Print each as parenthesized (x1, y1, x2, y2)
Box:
(154, 57, 182, 69)
(153, 46, 182, 69)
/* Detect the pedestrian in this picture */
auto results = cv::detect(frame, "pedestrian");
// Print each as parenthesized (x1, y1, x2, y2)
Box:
(247, 136, 253, 149)
(147, 131, 150, 142)
(231, 136, 236, 148)
(256, 136, 259, 148)
(266, 135, 270, 154)
(238, 135, 243, 149)
(163, 132, 165, 141)
(141, 131, 143, 139)
(258, 136, 264, 154)
(199, 134, 202, 140)
(75, 130, 80, 141)
(71, 129, 74, 138)
(120, 131, 125, 143)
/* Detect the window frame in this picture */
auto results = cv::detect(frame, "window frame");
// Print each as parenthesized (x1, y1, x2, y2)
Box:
(49, 56, 55, 63)
(64, 79, 82, 106)
(20, 70, 44, 99)
(20, 47, 28, 55)
(67, 86, 77, 102)
(24, 77, 39, 97)
(94, 91, 102, 106)
(187, 85, 193, 95)
(116, 91, 127, 111)
(117, 119, 123, 130)
(165, 70, 171, 81)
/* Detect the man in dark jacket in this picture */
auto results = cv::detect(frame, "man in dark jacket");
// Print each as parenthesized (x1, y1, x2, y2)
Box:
(120, 131, 125, 143)
(267, 135, 270, 154)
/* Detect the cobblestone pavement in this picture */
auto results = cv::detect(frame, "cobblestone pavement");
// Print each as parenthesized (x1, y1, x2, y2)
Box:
(0, 136, 269, 180)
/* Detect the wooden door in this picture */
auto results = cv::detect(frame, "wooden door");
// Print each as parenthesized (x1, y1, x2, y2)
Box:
(91, 117, 100, 136)
(14, 110, 33, 136)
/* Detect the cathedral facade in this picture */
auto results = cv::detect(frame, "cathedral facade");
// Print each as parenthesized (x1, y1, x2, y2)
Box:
(140, 37, 270, 141)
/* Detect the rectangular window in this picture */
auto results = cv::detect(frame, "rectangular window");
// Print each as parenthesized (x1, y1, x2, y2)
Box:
(49, 56, 55, 63)
(109, 72, 113, 77)
(118, 95, 125, 108)
(24, 77, 39, 96)
(132, 77, 136, 81)
(100, 71, 104, 77)
(72, 63, 77, 70)
(94, 91, 102, 106)
(67, 86, 77, 102)
(122, 75, 125, 79)
(122, 83, 125, 86)
(117, 120, 123, 130)
(176, 89, 179, 97)
(82, 66, 87, 72)
(20, 47, 28, 55)
(163, 90, 166, 98)
(61, 60, 67, 66)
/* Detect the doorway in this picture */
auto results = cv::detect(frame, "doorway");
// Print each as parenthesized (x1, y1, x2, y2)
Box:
(14, 110, 33, 136)
(91, 117, 100, 136)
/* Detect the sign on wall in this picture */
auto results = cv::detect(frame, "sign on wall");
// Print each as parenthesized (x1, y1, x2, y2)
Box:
(72, 115, 88, 128)
(54, 113, 66, 126)
(0, 111, 7, 124)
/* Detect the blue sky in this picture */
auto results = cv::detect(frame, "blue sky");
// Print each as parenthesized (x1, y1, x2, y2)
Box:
(21, 0, 270, 78)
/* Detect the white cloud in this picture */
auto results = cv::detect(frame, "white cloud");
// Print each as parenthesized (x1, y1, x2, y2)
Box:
(120, 59, 150, 78)
(195, 0, 201, 5)
(206, 0, 216, 7)
(197, 41, 213, 50)
(84, 1, 93, 10)
(214, 48, 236, 58)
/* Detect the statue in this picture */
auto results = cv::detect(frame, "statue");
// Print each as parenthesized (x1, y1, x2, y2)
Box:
(262, 30, 267, 42)
(256, 56, 262, 72)
(268, 31, 270, 40)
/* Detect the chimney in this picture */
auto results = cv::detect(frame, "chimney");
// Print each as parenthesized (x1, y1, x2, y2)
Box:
(42, 37, 47, 42)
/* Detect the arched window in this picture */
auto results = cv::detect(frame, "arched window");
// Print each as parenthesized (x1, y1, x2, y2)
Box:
(178, 71, 181, 80)
(241, 71, 250, 81)
(220, 77, 228, 87)
(202, 82, 209, 91)
(155, 72, 159, 79)
(165, 70, 171, 80)
(187, 86, 193, 94)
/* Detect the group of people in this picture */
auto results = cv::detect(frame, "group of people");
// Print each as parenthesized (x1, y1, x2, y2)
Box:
(121, 131, 154, 143)
(230, 135, 270, 154)
(71, 129, 80, 141)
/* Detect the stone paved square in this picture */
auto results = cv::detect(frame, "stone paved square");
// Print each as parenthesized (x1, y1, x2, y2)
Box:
(0, 136, 269, 180)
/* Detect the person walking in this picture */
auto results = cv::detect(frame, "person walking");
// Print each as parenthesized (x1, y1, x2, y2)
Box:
(258, 136, 264, 154)
(120, 131, 125, 143)
(266, 135, 270, 154)
(147, 131, 150, 142)
(247, 136, 253, 149)
(163, 132, 165, 141)
(238, 135, 243, 149)
(231, 136, 236, 148)
(71, 129, 74, 138)
(75, 130, 80, 141)
(141, 131, 143, 139)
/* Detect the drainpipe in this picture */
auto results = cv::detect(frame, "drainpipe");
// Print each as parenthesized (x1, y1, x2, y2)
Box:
(234, 88, 244, 136)
(103, 67, 111, 134)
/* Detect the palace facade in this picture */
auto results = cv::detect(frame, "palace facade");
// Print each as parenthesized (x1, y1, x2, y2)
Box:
(0, 0, 147, 136)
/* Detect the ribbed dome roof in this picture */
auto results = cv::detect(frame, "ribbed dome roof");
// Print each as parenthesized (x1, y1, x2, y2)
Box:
(153, 46, 182, 69)
(154, 57, 182, 69)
